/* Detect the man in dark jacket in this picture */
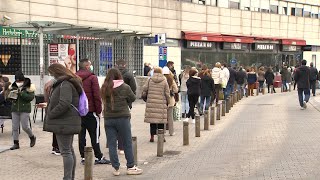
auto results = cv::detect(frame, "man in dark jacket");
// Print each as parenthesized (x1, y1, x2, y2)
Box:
(76, 59, 110, 165)
(227, 65, 237, 98)
(294, 60, 311, 110)
(144, 62, 151, 76)
(116, 60, 136, 95)
(309, 62, 318, 96)
(280, 66, 289, 91)
(236, 67, 247, 96)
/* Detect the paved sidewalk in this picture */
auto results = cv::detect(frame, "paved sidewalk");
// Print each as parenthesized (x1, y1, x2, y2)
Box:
(2, 90, 320, 179)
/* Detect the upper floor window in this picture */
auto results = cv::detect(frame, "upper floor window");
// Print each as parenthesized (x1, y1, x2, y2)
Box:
(229, 1, 240, 9)
(291, 8, 296, 16)
(198, 0, 206, 5)
(261, 9, 270, 13)
(304, 10, 311, 18)
(270, 5, 278, 14)
(296, 8, 303, 17)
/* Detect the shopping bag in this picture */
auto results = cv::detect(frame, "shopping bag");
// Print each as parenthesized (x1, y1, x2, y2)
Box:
(173, 105, 181, 121)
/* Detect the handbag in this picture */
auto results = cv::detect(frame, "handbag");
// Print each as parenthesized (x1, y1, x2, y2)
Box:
(141, 79, 150, 102)
(173, 105, 181, 121)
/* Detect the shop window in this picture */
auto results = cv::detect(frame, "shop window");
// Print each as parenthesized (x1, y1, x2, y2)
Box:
(313, 13, 319, 19)
(304, 11, 311, 18)
(270, 5, 278, 14)
(296, 8, 303, 17)
(291, 8, 296, 16)
(282, 7, 288, 15)
(229, 1, 240, 9)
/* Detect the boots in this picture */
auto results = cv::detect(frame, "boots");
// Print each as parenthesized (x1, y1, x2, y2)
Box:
(30, 136, 36, 147)
(181, 113, 186, 118)
(149, 135, 154, 142)
(10, 140, 20, 150)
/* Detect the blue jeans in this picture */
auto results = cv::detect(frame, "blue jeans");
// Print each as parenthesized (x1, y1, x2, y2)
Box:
(180, 91, 189, 114)
(237, 84, 245, 96)
(226, 84, 234, 98)
(298, 88, 310, 107)
(105, 117, 134, 170)
(282, 80, 287, 91)
(199, 96, 211, 113)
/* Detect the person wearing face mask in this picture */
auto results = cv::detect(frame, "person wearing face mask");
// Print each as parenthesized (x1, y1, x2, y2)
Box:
(75, 59, 111, 165)
(8, 71, 36, 150)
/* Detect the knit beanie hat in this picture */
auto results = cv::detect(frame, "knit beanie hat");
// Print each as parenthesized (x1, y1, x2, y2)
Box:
(15, 71, 25, 81)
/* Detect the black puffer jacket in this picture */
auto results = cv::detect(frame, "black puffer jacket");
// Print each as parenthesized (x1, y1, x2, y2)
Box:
(294, 65, 311, 89)
(186, 76, 201, 96)
(236, 70, 247, 85)
(228, 67, 237, 85)
(200, 75, 215, 97)
(309, 67, 318, 81)
(120, 68, 137, 94)
(44, 76, 83, 135)
(265, 70, 275, 84)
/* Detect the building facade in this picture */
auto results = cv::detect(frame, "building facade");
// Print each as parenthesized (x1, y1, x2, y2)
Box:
(1, 0, 320, 75)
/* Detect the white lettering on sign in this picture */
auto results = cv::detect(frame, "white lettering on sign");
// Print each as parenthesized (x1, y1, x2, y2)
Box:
(256, 44, 274, 50)
(189, 41, 213, 48)
(231, 43, 241, 50)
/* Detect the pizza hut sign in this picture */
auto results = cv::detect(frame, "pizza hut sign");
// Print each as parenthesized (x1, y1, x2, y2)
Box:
(187, 41, 214, 49)
(254, 43, 275, 51)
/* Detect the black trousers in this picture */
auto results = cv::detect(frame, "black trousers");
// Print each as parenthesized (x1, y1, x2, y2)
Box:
(187, 94, 199, 119)
(150, 123, 164, 136)
(267, 83, 276, 93)
(310, 80, 316, 95)
(78, 112, 103, 159)
(52, 133, 59, 149)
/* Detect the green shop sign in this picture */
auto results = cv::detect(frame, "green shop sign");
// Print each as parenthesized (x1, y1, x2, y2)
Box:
(0, 26, 52, 39)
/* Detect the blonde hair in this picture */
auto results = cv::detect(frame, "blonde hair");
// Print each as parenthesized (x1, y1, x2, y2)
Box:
(215, 62, 221, 68)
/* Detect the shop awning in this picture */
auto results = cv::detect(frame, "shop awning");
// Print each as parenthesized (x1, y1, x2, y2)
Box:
(182, 31, 306, 45)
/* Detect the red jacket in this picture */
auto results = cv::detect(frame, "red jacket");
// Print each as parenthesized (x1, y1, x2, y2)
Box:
(76, 70, 102, 114)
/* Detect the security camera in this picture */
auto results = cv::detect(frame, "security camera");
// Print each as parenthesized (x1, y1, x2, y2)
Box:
(3, 15, 11, 20)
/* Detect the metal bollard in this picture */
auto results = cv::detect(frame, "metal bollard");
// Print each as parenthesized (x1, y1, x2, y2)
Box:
(183, 121, 189, 145)
(195, 115, 200, 137)
(204, 110, 209, 130)
(289, 84, 291, 92)
(262, 85, 265, 95)
(210, 106, 216, 125)
(216, 102, 221, 120)
(84, 147, 94, 180)
(256, 87, 259, 96)
(271, 85, 274, 94)
(226, 98, 230, 113)
(236, 90, 239, 102)
(230, 94, 234, 107)
(132, 136, 138, 165)
(222, 100, 226, 116)
(157, 129, 164, 157)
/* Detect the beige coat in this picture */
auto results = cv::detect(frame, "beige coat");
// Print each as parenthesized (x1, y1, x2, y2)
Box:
(168, 81, 178, 107)
(143, 73, 170, 124)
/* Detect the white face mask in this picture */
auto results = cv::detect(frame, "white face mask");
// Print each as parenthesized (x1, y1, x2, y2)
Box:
(16, 82, 23, 87)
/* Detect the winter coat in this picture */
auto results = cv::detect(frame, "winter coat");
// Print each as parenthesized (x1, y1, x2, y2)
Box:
(212, 67, 222, 85)
(143, 73, 170, 124)
(144, 66, 151, 76)
(44, 76, 82, 135)
(221, 67, 230, 88)
(179, 72, 189, 92)
(247, 72, 257, 84)
(168, 81, 178, 107)
(227, 67, 237, 85)
(187, 76, 201, 96)
(236, 70, 247, 85)
(119, 68, 137, 94)
(103, 81, 136, 119)
(76, 69, 102, 114)
(9, 78, 35, 113)
(294, 65, 311, 89)
(200, 75, 215, 97)
(280, 68, 289, 81)
(265, 70, 275, 85)
(257, 70, 265, 81)
(309, 67, 318, 81)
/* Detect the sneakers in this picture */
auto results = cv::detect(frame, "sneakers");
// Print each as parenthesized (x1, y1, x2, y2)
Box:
(303, 101, 307, 109)
(127, 166, 143, 175)
(51, 147, 61, 155)
(183, 118, 189, 122)
(113, 168, 120, 176)
(80, 158, 85, 165)
(300, 107, 305, 110)
(95, 157, 111, 165)
(10, 140, 20, 150)
(30, 136, 36, 147)
(119, 150, 125, 155)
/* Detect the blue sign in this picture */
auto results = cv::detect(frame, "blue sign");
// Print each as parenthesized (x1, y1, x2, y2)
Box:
(159, 46, 167, 67)
(230, 58, 237, 64)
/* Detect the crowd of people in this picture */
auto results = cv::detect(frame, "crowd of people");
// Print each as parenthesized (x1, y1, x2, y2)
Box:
(1, 59, 319, 179)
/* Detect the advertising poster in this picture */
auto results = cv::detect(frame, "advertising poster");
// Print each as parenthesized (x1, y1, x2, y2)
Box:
(0, 45, 21, 75)
(48, 44, 76, 73)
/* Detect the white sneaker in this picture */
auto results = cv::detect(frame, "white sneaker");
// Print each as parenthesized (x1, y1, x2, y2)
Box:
(300, 107, 305, 110)
(113, 168, 120, 176)
(183, 118, 189, 122)
(127, 166, 143, 175)
(192, 119, 195, 124)
(303, 101, 307, 109)
(119, 150, 125, 155)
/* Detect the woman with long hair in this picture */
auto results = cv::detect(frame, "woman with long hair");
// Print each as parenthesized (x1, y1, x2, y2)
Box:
(163, 66, 178, 136)
(185, 69, 201, 123)
(142, 67, 170, 142)
(199, 69, 215, 115)
(101, 68, 142, 176)
(44, 63, 82, 180)
(247, 67, 257, 96)
(179, 65, 191, 118)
